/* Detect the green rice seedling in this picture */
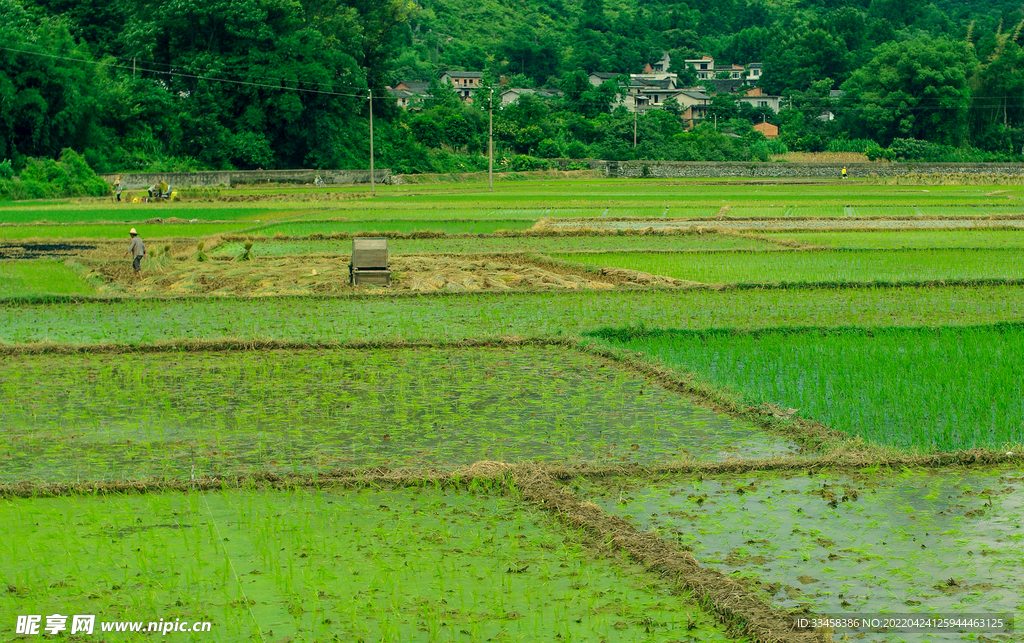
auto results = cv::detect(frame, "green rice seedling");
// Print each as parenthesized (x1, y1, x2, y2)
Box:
(0, 261, 96, 297)
(248, 219, 535, 237)
(3, 284, 1024, 346)
(556, 248, 1024, 285)
(764, 229, 1024, 250)
(0, 222, 252, 240)
(592, 324, 1024, 450)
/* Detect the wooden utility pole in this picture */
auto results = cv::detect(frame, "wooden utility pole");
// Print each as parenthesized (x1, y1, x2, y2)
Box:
(489, 88, 494, 191)
(368, 88, 375, 196)
(633, 108, 638, 147)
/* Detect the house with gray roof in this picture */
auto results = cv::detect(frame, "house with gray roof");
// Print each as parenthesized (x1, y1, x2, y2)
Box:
(500, 88, 563, 107)
(388, 81, 430, 109)
(440, 71, 484, 100)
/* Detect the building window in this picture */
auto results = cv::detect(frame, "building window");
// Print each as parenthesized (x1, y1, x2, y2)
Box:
(759, 101, 767, 107)
(700, 63, 707, 70)
(754, 69, 760, 76)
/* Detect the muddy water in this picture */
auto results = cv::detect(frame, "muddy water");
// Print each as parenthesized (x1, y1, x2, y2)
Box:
(0, 346, 798, 482)
(587, 466, 1023, 642)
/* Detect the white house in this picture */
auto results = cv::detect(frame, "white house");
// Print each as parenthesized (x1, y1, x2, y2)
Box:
(685, 56, 715, 80)
(440, 71, 484, 100)
(736, 86, 781, 113)
(745, 63, 763, 83)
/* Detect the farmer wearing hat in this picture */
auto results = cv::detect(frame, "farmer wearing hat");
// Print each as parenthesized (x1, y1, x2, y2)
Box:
(124, 228, 145, 278)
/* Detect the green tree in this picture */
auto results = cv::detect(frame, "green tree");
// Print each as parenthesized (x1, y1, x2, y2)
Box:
(762, 28, 850, 93)
(0, 0, 106, 162)
(424, 78, 461, 109)
(120, 0, 370, 168)
(579, 0, 609, 32)
(341, 0, 417, 93)
(969, 34, 1024, 152)
(840, 38, 975, 146)
(707, 93, 739, 122)
(499, 25, 561, 84)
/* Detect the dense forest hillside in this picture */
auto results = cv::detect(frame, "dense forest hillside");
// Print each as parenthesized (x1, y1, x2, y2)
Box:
(400, 0, 1022, 86)
(1, 0, 1023, 177)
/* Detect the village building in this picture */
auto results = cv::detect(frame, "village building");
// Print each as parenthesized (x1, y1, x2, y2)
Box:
(588, 72, 622, 86)
(746, 63, 763, 83)
(388, 54, 797, 128)
(499, 88, 563, 107)
(753, 121, 779, 139)
(685, 55, 716, 80)
(589, 53, 784, 124)
(387, 80, 430, 108)
(440, 71, 484, 100)
(737, 86, 781, 113)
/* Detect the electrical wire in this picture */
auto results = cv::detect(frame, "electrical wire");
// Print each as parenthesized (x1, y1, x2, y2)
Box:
(3, 43, 1023, 114)
(0, 43, 374, 98)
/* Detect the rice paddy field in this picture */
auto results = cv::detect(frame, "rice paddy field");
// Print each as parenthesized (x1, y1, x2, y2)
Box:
(1, 176, 1023, 643)
(555, 248, 1024, 285)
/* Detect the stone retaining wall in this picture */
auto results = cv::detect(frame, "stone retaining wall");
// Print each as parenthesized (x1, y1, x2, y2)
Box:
(553, 159, 1024, 178)
(100, 168, 391, 189)
(101, 162, 1024, 187)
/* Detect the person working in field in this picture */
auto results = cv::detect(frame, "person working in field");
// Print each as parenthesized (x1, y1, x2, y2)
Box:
(841, 166, 848, 179)
(124, 228, 145, 278)
(147, 180, 170, 199)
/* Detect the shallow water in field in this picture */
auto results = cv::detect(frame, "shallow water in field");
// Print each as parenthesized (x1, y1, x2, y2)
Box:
(1, 487, 738, 642)
(585, 466, 1024, 642)
(0, 346, 798, 482)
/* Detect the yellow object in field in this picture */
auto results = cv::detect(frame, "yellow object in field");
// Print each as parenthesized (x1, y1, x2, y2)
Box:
(132, 197, 140, 203)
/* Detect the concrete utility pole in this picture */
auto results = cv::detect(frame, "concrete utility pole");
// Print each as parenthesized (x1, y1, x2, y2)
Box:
(489, 88, 494, 191)
(368, 88, 375, 196)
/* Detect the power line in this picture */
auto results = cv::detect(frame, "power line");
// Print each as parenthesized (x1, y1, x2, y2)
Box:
(0, 43, 377, 99)
(4, 42, 1023, 115)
